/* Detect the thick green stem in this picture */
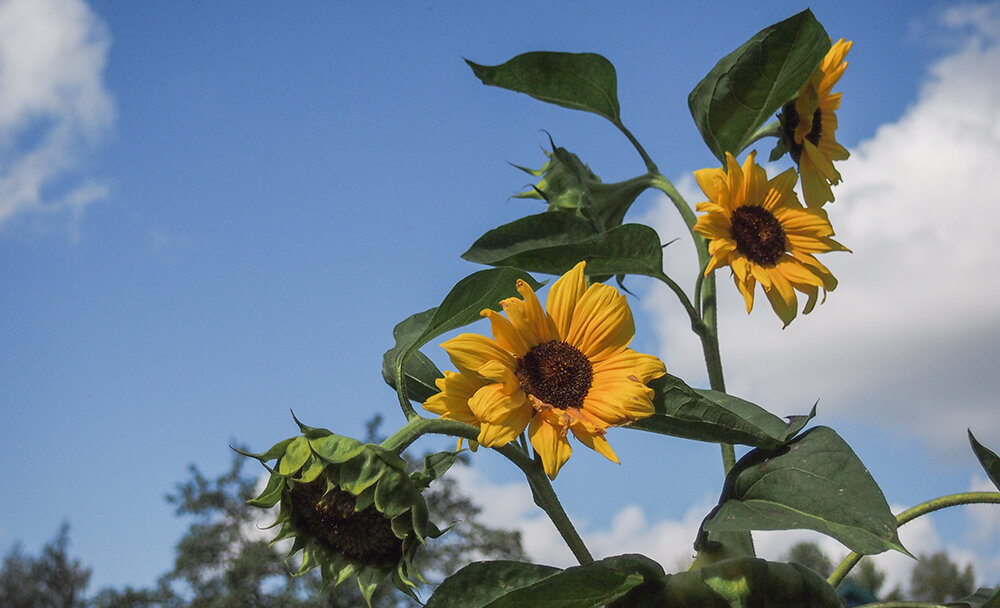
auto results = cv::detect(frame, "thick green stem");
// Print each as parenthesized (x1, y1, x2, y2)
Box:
(380, 415, 594, 565)
(394, 364, 418, 420)
(828, 491, 1000, 588)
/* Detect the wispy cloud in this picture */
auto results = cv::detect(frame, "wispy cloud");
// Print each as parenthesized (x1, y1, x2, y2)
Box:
(642, 3, 1000, 457)
(0, 0, 113, 232)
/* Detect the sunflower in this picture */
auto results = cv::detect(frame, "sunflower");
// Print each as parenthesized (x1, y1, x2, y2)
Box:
(693, 151, 848, 327)
(242, 424, 444, 607)
(778, 38, 852, 208)
(423, 261, 666, 479)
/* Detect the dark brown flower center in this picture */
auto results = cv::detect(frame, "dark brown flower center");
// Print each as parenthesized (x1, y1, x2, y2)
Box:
(730, 205, 786, 267)
(515, 340, 593, 410)
(288, 480, 402, 567)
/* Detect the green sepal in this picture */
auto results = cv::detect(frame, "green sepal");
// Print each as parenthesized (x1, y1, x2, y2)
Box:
(353, 485, 376, 513)
(298, 455, 325, 483)
(699, 426, 908, 557)
(631, 374, 814, 449)
(411, 450, 460, 490)
(376, 469, 416, 519)
(969, 430, 1000, 491)
(608, 557, 841, 608)
(688, 9, 830, 163)
(278, 436, 312, 475)
(309, 433, 365, 464)
(232, 437, 293, 464)
(466, 51, 621, 123)
(247, 472, 285, 508)
(339, 450, 385, 495)
(357, 565, 382, 607)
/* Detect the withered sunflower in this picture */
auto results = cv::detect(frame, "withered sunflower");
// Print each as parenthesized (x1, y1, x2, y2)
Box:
(778, 38, 852, 208)
(693, 151, 848, 327)
(242, 421, 445, 606)
(423, 261, 666, 479)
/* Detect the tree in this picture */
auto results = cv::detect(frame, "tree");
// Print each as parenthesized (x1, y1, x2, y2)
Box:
(0, 523, 91, 608)
(782, 541, 834, 578)
(909, 551, 976, 602)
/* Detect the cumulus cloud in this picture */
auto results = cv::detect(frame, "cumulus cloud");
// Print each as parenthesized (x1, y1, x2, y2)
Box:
(642, 4, 1000, 457)
(0, 0, 113, 231)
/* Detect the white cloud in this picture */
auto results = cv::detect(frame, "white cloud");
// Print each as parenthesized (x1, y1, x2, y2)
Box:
(642, 4, 1000, 458)
(0, 0, 113, 231)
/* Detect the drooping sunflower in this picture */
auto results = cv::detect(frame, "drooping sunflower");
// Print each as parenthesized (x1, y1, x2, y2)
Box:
(778, 38, 852, 208)
(423, 261, 666, 479)
(693, 151, 848, 327)
(242, 422, 445, 607)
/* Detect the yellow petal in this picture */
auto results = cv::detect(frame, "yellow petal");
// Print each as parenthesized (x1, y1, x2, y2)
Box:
(694, 167, 728, 202)
(517, 278, 557, 342)
(481, 308, 530, 356)
(469, 384, 532, 446)
(564, 283, 635, 357)
(422, 370, 484, 424)
(442, 333, 516, 377)
(590, 348, 666, 383)
(547, 261, 588, 340)
(529, 413, 572, 479)
(570, 423, 619, 464)
(582, 380, 655, 426)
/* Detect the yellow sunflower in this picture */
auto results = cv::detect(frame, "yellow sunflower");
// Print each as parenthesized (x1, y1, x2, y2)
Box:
(693, 151, 848, 327)
(779, 38, 852, 208)
(423, 261, 666, 479)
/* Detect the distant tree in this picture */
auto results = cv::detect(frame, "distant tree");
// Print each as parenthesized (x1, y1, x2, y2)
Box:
(0, 523, 91, 608)
(782, 541, 834, 578)
(909, 551, 976, 602)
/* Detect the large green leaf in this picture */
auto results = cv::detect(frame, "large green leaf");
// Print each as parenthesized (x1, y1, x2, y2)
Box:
(381, 269, 543, 401)
(426, 556, 663, 608)
(467, 52, 621, 123)
(382, 347, 442, 404)
(463, 212, 665, 278)
(608, 558, 841, 608)
(948, 587, 1000, 608)
(629, 374, 813, 449)
(700, 426, 907, 556)
(688, 9, 830, 162)
(424, 561, 561, 608)
(969, 430, 1000, 491)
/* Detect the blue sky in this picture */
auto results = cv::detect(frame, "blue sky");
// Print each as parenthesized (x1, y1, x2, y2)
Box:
(2, 0, 999, 594)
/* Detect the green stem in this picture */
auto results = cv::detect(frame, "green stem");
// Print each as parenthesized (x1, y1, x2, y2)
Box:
(379, 415, 594, 565)
(614, 119, 658, 175)
(394, 363, 418, 420)
(744, 119, 782, 148)
(828, 491, 1000, 588)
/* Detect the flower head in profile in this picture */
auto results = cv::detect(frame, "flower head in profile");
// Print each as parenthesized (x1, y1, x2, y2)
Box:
(693, 151, 848, 327)
(777, 38, 852, 208)
(423, 261, 666, 479)
(241, 421, 445, 607)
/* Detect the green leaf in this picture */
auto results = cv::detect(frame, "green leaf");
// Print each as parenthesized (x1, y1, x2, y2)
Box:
(701, 426, 907, 556)
(277, 436, 311, 475)
(608, 558, 841, 608)
(466, 52, 621, 123)
(411, 450, 459, 490)
(969, 430, 1000, 491)
(463, 212, 665, 279)
(629, 374, 814, 449)
(382, 268, 543, 400)
(688, 9, 830, 162)
(382, 348, 443, 405)
(426, 561, 561, 608)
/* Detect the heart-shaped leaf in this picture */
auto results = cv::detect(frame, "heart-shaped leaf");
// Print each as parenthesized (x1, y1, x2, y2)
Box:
(688, 9, 830, 162)
(700, 426, 907, 556)
(467, 52, 621, 123)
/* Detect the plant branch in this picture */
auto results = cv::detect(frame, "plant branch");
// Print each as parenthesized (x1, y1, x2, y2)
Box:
(828, 491, 1000, 587)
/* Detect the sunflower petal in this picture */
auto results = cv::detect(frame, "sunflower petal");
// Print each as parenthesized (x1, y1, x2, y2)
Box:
(529, 413, 572, 480)
(564, 283, 635, 357)
(547, 261, 588, 340)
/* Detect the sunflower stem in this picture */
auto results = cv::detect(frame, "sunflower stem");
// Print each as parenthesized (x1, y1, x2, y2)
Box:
(394, 364, 418, 420)
(614, 119, 658, 175)
(827, 491, 1000, 588)
(520, 456, 595, 565)
(380, 417, 478, 454)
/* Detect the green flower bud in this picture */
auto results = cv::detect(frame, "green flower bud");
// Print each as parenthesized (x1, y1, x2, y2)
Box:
(513, 137, 652, 232)
(239, 417, 450, 606)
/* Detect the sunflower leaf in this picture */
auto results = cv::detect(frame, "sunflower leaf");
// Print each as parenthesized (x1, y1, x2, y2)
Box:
(947, 587, 1000, 608)
(968, 430, 1000, 491)
(688, 9, 830, 163)
(607, 558, 841, 608)
(630, 374, 813, 449)
(382, 348, 443, 405)
(700, 426, 907, 556)
(426, 555, 663, 608)
(382, 268, 542, 402)
(463, 212, 664, 279)
(466, 52, 621, 123)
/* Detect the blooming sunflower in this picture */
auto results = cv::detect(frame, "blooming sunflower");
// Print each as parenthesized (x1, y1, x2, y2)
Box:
(693, 151, 848, 327)
(423, 261, 666, 479)
(778, 38, 852, 208)
(242, 424, 445, 607)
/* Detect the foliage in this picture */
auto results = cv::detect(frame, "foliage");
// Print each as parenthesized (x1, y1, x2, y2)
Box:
(0, 523, 90, 608)
(909, 551, 976, 603)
